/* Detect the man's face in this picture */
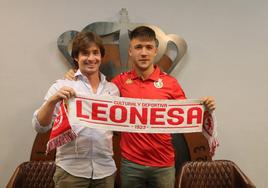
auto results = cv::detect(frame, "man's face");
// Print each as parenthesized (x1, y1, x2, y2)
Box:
(129, 38, 157, 71)
(75, 43, 101, 76)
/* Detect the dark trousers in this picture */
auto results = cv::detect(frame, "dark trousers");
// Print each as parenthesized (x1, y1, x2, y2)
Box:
(120, 158, 175, 188)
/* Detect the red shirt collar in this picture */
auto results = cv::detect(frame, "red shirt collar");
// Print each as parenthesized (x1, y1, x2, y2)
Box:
(130, 66, 161, 81)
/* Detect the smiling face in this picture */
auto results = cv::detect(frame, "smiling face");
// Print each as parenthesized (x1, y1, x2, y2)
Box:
(71, 31, 105, 78)
(129, 37, 158, 72)
(75, 43, 101, 77)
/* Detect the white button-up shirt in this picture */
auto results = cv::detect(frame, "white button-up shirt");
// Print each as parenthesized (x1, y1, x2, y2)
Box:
(32, 70, 119, 179)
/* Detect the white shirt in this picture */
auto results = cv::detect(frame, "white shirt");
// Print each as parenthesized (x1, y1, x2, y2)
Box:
(32, 70, 119, 179)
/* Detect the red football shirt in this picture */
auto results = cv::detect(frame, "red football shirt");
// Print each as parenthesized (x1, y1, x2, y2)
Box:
(112, 66, 186, 167)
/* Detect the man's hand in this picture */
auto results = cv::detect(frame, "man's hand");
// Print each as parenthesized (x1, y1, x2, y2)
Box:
(48, 86, 76, 105)
(64, 69, 77, 81)
(37, 86, 76, 127)
(201, 96, 216, 112)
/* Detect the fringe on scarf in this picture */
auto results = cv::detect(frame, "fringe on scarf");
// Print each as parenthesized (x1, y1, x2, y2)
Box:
(202, 110, 220, 156)
(46, 129, 77, 154)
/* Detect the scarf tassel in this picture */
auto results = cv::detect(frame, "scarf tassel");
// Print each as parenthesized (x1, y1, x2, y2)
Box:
(46, 128, 77, 154)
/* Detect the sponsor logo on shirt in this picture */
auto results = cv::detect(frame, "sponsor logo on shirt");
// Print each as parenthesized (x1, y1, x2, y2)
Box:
(125, 79, 133, 84)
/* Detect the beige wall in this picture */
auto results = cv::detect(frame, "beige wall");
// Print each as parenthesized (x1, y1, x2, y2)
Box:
(1, 0, 267, 187)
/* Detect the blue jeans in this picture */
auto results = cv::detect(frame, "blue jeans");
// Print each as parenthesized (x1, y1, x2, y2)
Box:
(120, 158, 175, 188)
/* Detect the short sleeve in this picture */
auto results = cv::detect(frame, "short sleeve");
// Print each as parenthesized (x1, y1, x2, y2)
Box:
(171, 79, 186, 99)
(112, 74, 123, 94)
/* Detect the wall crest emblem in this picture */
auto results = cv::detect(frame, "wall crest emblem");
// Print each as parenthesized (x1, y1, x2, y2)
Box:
(57, 8, 187, 80)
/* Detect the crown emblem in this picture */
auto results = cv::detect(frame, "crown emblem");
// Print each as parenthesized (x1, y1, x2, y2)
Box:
(57, 8, 187, 80)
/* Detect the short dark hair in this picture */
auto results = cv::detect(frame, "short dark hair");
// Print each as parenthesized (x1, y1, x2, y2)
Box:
(129, 26, 158, 46)
(71, 31, 105, 68)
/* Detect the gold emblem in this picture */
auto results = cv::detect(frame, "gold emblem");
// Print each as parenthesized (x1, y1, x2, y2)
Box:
(125, 79, 133, 84)
(154, 79, 163, 88)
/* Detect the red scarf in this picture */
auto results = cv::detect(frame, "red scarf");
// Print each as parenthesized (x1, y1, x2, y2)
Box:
(46, 99, 219, 156)
(203, 110, 219, 156)
(46, 101, 77, 154)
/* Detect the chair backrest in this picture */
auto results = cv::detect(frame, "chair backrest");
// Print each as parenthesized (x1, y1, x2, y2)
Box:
(6, 161, 55, 188)
(177, 160, 256, 188)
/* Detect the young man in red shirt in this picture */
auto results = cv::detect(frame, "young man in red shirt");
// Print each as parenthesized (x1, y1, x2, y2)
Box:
(112, 26, 215, 188)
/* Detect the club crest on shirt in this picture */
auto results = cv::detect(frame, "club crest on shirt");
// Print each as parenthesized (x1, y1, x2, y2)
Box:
(154, 79, 163, 88)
